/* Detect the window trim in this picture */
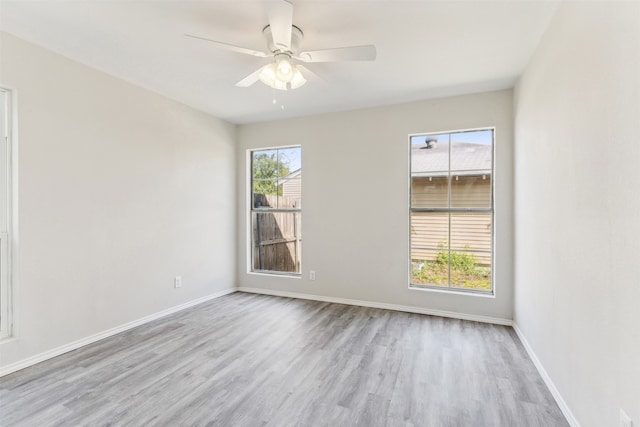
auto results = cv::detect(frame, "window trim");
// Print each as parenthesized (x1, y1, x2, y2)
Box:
(407, 127, 496, 295)
(246, 144, 302, 277)
(0, 86, 15, 339)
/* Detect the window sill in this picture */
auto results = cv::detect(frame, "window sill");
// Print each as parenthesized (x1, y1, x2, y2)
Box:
(0, 336, 17, 345)
(248, 271, 302, 279)
(408, 284, 495, 298)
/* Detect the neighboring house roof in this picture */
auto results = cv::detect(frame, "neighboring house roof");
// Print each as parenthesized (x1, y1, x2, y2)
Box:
(277, 168, 301, 184)
(411, 141, 492, 177)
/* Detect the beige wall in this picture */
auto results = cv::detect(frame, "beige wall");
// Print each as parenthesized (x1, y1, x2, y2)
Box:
(237, 90, 513, 321)
(514, 3, 640, 425)
(0, 33, 236, 368)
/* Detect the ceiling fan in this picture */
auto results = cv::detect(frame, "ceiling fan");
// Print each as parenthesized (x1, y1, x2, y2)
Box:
(185, 0, 376, 90)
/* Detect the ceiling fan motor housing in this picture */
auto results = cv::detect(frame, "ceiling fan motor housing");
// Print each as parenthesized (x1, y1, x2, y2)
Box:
(263, 25, 304, 54)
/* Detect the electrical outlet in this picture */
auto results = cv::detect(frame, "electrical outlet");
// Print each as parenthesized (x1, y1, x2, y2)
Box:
(620, 409, 633, 427)
(309, 271, 316, 281)
(174, 276, 182, 288)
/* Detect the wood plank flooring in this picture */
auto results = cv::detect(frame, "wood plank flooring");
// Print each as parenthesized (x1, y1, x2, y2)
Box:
(0, 292, 568, 426)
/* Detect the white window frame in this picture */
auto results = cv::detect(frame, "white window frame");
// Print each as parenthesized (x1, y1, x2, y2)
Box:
(408, 127, 495, 295)
(246, 145, 302, 277)
(0, 86, 15, 339)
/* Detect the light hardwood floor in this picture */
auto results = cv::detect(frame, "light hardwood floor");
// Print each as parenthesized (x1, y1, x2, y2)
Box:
(0, 292, 568, 426)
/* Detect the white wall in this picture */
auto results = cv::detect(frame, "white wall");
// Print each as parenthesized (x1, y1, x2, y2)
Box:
(0, 33, 236, 368)
(514, 3, 640, 426)
(237, 90, 514, 321)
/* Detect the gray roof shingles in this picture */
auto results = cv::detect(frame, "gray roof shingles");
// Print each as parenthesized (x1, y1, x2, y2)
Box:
(411, 141, 491, 176)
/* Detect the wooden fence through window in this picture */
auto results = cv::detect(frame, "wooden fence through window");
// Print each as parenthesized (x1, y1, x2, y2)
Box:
(253, 194, 301, 273)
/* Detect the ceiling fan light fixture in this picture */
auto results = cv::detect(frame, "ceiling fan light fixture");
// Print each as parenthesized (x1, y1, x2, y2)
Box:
(273, 79, 288, 91)
(258, 63, 283, 90)
(290, 67, 307, 89)
(258, 60, 306, 91)
(276, 57, 293, 82)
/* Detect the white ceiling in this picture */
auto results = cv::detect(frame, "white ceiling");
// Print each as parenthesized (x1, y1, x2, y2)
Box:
(0, 1, 558, 124)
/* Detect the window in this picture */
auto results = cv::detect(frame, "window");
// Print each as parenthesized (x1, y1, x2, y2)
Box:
(250, 146, 301, 275)
(0, 87, 13, 338)
(409, 129, 494, 293)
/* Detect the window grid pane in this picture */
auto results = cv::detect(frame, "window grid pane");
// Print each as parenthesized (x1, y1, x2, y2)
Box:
(411, 249, 449, 288)
(410, 129, 493, 293)
(252, 211, 301, 274)
(449, 249, 492, 291)
(250, 147, 302, 275)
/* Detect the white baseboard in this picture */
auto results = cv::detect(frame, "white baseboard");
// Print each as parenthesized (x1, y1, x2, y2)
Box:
(512, 322, 580, 427)
(0, 287, 237, 377)
(237, 287, 513, 326)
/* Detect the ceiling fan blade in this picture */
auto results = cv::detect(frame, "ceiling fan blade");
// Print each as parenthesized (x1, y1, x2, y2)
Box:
(185, 34, 269, 58)
(297, 45, 377, 62)
(266, 0, 293, 51)
(235, 66, 267, 87)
